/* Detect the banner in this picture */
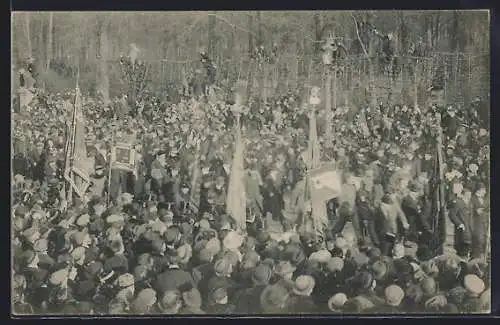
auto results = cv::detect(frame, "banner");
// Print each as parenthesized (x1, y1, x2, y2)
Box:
(64, 85, 93, 199)
(309, 164, 343, 203)
(111, 143, 137, 172)
(226, 113, 246, 231)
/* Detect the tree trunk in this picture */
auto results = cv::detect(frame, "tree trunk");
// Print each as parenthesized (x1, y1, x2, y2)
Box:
(425, 16, 432, 48)
(256, 12, 266, 103)
(247, 13, 254, 58)
(433, 13, 441, 49)
(450, 11, 460, 52)
(25, 13, 32, 58)
(314, 13, 322, 56)
(256, 11, 263, 46)
(208, 11, 216, 58)
(98, 16, 110, 104)
(46, 12, 53, 71)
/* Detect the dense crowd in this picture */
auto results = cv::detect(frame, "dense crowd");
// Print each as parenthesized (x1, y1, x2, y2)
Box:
(11, 82, 491, 314)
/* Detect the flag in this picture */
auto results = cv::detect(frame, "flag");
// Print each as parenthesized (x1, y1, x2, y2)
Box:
(309, 164, 342, 202)
(428, 130, 447, 256)
(301, 104, 327, 235)
(64, 84, 92, 200)
(226, 114, 246, 232)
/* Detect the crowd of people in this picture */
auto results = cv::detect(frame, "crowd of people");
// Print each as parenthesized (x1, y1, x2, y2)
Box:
(11, 72, 491, 314)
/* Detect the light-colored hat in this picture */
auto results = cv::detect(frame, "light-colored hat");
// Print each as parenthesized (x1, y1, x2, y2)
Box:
(335, 237, 348, 250)
(327, 257, 344, 272)
(293, 275, 315, 296)
(107, 214, 125, 224)
(117, 273, 135, 288)
(309, 250, 332, 264)
(34, 239, 48, 252)
(76, 214, 90, 227)
(328, 293, 348, 311)
(177, 244, 192, 264)
(385, 285, 405, 307)
(23, 227, 41, 243)
(49, 269, 69, 286)
(464, 274, 485, 296)
(223, 231, 243, 250)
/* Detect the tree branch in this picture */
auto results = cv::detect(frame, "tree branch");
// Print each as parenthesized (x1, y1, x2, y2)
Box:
(351, 13, 369, 58)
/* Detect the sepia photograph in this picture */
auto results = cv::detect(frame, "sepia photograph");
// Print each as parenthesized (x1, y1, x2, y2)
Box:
(11, 10, 491, 316)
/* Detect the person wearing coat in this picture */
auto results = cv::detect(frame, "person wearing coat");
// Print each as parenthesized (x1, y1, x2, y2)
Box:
(471, 183, 488, 259)
(376, 194, 410, 255)
(401, 181, 432, 243)
(152, 254, 195, 295)
(245, 167, 264, 217)
(448, 190, 473, 258)
(149, 151, 169, 200)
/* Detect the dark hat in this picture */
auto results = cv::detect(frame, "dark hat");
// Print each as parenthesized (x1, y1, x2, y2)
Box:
(354, 271, 374, 290)
(408, 180, 420, 193)
(21, 250, 36, 266)
(251, 264, 273, 285)
(84, 261, 103, 280)
(182, 288, 202, 308)
(260, 285, 289, 310)
(371, 260, 388, 281)
(381, 194, 393, 205)
(256, 231, 271, 243)
(421, 276, 437, 296)
(209, 287, 227, 303)
(165, 226, 180, 244)
(417, 245, 434, 262)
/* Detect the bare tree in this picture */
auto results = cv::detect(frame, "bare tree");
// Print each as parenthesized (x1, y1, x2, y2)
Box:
(97, 15, 110, 103)
(44, 13, 54, 74)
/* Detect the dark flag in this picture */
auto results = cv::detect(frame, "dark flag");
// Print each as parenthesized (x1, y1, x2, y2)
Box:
(428, 125, 447, 256)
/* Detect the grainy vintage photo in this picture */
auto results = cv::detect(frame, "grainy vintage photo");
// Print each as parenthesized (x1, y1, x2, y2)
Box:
(11, 10, 490, 316)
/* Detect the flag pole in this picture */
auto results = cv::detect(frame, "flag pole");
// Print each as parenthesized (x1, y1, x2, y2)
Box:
(65, 79, 80, 206)
(106, 133, 114, 207)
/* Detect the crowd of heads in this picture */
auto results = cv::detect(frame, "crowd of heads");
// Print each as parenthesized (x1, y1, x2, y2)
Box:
(12, 82, 490, 314)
